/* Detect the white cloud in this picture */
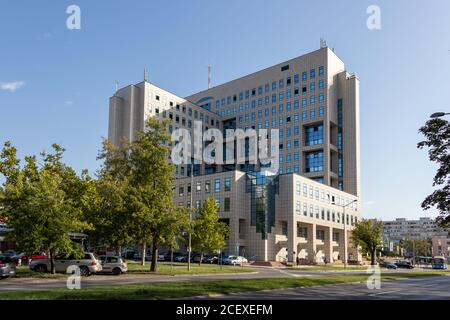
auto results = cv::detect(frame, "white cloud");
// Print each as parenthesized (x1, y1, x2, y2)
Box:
(0, 81, 25, 92)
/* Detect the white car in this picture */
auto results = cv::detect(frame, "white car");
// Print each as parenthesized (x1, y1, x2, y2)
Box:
(29, 252, 102, 276)
(99, 255, 128, 275)
(223, 255, 248, 266)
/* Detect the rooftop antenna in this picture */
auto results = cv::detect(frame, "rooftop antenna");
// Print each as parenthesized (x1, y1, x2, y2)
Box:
(115, 81, 119, 93)
(144, 68, 148, 82)
(208, 65, 212, 89)
(320, 38, 327, 48)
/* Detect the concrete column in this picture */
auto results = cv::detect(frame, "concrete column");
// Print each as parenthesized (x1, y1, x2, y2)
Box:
(337, 228, 345, 262)
(288, 215, 297, 263)
(324, 226, 334, 263)
(307, 223, 317, 263)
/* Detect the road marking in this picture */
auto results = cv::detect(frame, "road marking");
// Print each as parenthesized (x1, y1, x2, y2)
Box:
(369, 290, 399, 296)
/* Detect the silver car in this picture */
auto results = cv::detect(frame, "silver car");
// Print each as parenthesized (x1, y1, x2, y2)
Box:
(29, 252, 102, 276)
(99, 255, 128, 275)
(0, 256, 16, 279)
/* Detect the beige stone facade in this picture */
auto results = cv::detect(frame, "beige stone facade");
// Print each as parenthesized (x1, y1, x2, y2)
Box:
(108, 47, 362, 263)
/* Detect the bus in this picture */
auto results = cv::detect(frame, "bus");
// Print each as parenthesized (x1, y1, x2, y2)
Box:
(432, 256, 448, 270)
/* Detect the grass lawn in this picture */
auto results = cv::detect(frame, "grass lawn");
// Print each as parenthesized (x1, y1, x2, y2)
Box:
(126, 261, 255, 275)
(1, 271, 448, 300)
(295, 266, 370, 271)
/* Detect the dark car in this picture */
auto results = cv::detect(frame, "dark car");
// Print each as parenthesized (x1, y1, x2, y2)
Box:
(0, 256, 17, 279)
(164, 252, 183, 261)
(395, 261, 414, 269)
(379, 261, 397, 269)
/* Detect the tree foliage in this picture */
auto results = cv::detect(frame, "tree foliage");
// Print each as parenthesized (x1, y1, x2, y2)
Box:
(418, 118, 450, 226)
(351, 219, 383, 265)
(98, 118, 188, 272)
(0, 142, 92, 273)
(192, 197, 229, 264)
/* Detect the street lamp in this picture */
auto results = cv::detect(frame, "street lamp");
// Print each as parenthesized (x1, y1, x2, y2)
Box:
(430, 112, 450, 118)
(331, 198, 358, 269)
(187, 162, 193, 271)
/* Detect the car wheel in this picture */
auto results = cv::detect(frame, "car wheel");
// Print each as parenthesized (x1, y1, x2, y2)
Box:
(112, 267, 121, 276)
(79, 266, 90, 277)
(35, 264, 47, 273)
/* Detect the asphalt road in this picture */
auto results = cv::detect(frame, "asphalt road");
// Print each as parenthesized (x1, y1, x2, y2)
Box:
(0, 266, 444, 294)
(200, 275, 450, 300)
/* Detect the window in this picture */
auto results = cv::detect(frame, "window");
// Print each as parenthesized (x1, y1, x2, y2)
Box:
(333, 232, 339, 242)
(224, 177, 231, 191)
(179, 186, 184, 196)
(196, 181, 201, 193)
(319, 66, 325, 76)
(294, 74, 299, 83)
(316, 230, 325, 241)
(281, 221, 288, 236)
(309, 205, 314, 217)
(297, 226, 307, 238)
(205, 181, 211, 193)
(224, 198, 231, 212)
(187, 183, 191, 194)
(303, 184, 308, 196)
(214, 179, 221, 192)
(310, 68, 316, 79)
(296, 182, 301, 195)
(327, 209, 330, 221)
(305, 151, 324, 172)
(319, 106, 325, 117)
(196, 200, 201, 209)
(305, 125, 324, 146)
(302, 71, 307, 81)
(272, 81, 277, 91)
(319, 80, 325, 89)
(303, 203, 308, 216)
(281, 64, 289, 71)
(321, 208, 325, 220)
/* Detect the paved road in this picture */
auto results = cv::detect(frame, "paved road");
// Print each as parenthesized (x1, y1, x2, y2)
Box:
(200, 275, 450, 300)
(0, 266, 441, 293)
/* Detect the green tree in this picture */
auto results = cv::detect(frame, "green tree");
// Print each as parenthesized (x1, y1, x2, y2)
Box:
(192, 197, 229, 265)
(100, 118, 188, 272)
(0, 142, 92, 274)
(400, 239, 432, 257)
(418, 118, 450, 226)
(351, 219, 383, 265)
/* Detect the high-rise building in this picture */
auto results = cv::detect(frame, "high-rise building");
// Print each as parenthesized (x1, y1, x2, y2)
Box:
(108, 47, 362, 263)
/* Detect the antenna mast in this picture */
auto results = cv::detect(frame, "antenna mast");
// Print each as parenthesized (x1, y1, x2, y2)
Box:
(208, 65, 212, 89)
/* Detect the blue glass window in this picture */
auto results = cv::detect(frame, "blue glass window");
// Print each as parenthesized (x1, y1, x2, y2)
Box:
(319, 93, 324, 102)
(310, 82, 315, 92)
(279, 79, 284, 89)
(302, 111, 307, 121)
(294, 100, 299, 109)
(319, 66, 325, 76)
(272, 81, 277, 91)
(319, 106, 325, 117)
(319, 80, 324, 89)
(310, 95, 315, 105)
(305, 125, 324, 146)
(310, 109, 315, 120)
(310, 68, 316, 79)
(302, 71, 307, 81)
(305, 151, 324, 172)
(294, 140, 299, 148)
(294, 74, 299, 83)
(294, 126, 299, 135)
(302, 98, 307, 108)
(272, 94, 276, 103)
(258, 86, 263, 95)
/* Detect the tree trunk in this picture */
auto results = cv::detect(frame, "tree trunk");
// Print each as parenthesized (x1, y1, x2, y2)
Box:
(150, 240, 158, 272)
(371, 248, 376, 266)
(118, 246, 122, 258)
(199, 252, 203, 266)
(49, 249, 56, 274)
(141, 243, 146, 266)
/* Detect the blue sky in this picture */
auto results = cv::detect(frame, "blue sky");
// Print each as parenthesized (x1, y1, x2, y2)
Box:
(1, 0, 449, 220)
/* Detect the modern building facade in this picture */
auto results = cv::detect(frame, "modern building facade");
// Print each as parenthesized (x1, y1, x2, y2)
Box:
(383, 217, 449, 255)
(108, 47, 362, 263)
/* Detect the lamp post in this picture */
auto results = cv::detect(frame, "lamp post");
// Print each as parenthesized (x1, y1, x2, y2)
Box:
(188, 162, 193, 271)
(332, 199, 358, 268)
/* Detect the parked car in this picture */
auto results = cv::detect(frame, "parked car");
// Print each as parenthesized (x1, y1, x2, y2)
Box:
(206, 255, 219, 264)
(122, 250, 138, 260)
(174, 255, 188, 262)
(29, 252, 102, 276)
(163, 252, 183, 261)
(395, 261, 414, 269)
(379, 261, 397, 269)
(0, 256, 16, 279)
(192, 254, 209, 263)
(223, 255, 248, 266)
(99, 255, 128, 275)
(132, 252, 152, 261)
(17, 253, 47, 266)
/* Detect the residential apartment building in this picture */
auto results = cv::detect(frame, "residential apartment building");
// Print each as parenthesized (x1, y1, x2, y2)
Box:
(108, 46, 362, 263)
